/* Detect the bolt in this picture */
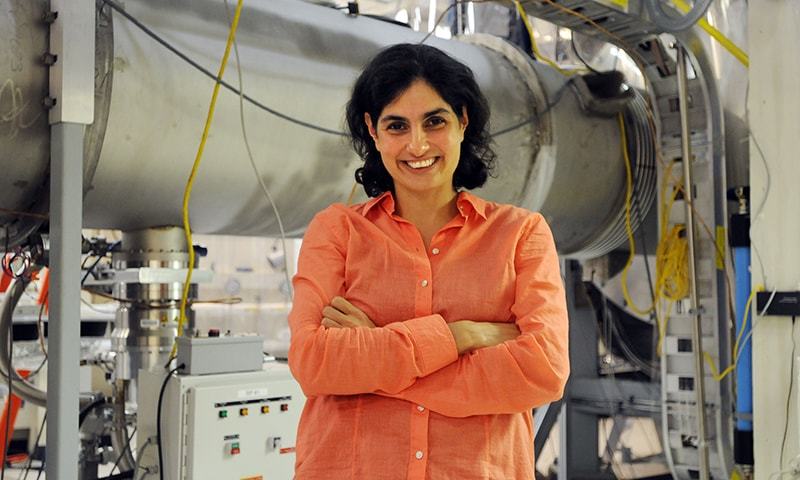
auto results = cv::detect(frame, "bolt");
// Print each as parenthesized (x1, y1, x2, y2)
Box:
(42, 10, 58, 24)
(42, 52, 58, 66)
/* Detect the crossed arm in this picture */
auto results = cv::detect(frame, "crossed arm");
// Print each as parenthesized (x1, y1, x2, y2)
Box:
(287, 209, 569, 417)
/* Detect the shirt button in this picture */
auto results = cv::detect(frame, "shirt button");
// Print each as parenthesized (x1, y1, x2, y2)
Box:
(417, 405, 425, 412)
(420, 280, 428, 287)
(431, 248, 440, 255)
(415, 451, 424, 460)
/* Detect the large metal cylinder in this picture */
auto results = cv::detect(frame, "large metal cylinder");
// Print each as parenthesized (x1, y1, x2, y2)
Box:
(1, 0, 654, 258)
(111, 227, 194, 381)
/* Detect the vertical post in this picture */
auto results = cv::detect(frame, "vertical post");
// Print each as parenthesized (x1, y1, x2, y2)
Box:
(48, 123, 84, 480)
(675, 45, 711, 480)
(47, 0, 95, 478)
(559, 260, 604, 479)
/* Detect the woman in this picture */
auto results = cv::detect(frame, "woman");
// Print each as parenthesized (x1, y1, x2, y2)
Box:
(288, 43, 569, 479)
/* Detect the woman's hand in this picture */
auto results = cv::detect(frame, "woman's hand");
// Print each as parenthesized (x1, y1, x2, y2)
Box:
(447, 321, 521, 355)
(321, 296, 376, 329)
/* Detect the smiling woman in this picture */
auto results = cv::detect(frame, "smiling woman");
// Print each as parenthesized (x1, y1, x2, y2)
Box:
(288, 43, 569, 480)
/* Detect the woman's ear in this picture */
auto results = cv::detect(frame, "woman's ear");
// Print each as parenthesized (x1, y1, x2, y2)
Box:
(364, 112, 378, 143)
(460, 107, 469, 132)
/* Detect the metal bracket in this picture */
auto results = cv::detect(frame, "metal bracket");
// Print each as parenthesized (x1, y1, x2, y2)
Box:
(48, 0, 95, 125)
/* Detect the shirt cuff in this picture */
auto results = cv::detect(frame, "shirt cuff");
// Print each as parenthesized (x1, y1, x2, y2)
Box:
(402, 314, 459, 377)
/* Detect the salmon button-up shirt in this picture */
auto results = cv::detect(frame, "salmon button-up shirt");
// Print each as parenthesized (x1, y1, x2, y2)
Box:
(288, 191, 569, 480)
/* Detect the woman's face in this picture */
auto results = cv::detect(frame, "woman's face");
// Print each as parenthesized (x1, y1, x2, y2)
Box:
(365, 79, 468, 199)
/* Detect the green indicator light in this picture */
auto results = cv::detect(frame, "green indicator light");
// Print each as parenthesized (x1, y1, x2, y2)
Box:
(219, 410, 228, 418)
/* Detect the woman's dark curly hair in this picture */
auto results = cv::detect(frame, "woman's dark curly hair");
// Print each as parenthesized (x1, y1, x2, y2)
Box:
(346, 43, 496, 197)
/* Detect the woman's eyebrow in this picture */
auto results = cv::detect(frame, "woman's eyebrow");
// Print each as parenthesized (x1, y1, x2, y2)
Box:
(379, 108, 451, 124)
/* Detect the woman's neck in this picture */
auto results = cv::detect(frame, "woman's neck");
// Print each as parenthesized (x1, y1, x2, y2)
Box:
(394, 188, 459, 247)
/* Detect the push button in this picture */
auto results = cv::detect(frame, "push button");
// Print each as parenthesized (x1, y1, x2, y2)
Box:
(230, 442, 240, 455)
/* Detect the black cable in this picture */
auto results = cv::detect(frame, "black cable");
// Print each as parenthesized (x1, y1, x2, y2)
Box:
(97, 470, 134, 480)
(80, 256, 105, 286)
(20, 412, 45, 480)
(99, 0, 347, 138)
(780, 316, 796, 471)
(78, 398, 107, 427)
(158, 364, 184, 480)
(109, 426, 137, 476)
(490, 78, 573, 138)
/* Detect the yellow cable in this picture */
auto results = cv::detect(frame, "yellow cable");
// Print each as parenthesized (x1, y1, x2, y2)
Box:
(671, 0, 749, 67)
(704, 285, 765, 381)
(618, 113, 654, 316)
(513, 0, 571, 76)
(172, 0, 245, 362)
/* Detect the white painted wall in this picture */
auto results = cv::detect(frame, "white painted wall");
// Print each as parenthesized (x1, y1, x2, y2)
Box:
(749, 2, 800, 479)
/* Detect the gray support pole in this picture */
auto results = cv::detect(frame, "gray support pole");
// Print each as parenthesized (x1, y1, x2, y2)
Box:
(558, 261, 609, 479)
(46, 0, 94, 477)
(48, 122, 84, 480)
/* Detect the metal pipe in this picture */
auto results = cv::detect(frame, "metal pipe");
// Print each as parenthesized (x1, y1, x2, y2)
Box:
(676, 44, 711, 480)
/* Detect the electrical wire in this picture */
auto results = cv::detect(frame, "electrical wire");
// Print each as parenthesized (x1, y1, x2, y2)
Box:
(99, 0, 346, 137)
(172, 0, 244, 363)
(703, 286, 764, 381)
(618, 112, 654, 316)
(779, 317, 796, 473)
(670, 0, 748, 67)
(2, 305, 13, 480)
(224, 0, 293, 299)
(20, 412, 45, 480)
(109, 426, 137, 477)
(513, 0, 570, 75)
(157, 365, 184, 480)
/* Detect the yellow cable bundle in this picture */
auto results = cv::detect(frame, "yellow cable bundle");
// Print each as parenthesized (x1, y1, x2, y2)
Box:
(172, 0, 245, 362)
(513, 0, 572, 76)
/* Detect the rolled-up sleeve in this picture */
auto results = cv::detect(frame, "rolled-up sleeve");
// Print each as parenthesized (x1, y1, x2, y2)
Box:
(288, 207, 459, 397)
(378, 214, 570, 417)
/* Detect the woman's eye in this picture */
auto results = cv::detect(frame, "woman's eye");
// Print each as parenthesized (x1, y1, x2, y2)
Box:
(425, 116, 446, 128)
(386, 122, 407, 131)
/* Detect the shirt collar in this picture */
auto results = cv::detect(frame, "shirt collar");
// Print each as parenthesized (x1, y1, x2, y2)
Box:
(456, 191, 487, 220)
(359, 190, 487, 220)
(359, 191, 395, 217)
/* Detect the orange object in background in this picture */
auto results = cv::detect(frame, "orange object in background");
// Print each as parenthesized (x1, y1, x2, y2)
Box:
(36, 268, 49, 311)
(0, 369, 32, 467)
(0, 268, 10, 293)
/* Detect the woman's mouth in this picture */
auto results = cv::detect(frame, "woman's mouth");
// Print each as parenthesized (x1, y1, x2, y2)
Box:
(402, 157, 438, 170)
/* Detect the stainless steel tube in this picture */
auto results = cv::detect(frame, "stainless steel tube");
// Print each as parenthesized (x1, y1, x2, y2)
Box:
(676, 45, 711, 480)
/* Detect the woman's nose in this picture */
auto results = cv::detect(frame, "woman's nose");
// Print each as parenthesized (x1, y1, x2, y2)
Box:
(407, 128, 430, 157)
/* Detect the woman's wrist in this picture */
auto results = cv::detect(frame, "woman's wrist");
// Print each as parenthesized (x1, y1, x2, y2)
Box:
(448, 321, 478, 354)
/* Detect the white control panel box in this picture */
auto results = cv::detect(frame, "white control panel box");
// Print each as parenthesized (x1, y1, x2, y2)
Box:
(138, 362, 305, 480)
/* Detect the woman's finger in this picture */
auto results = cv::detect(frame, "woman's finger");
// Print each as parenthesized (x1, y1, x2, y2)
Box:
(321, 317, 343, 329)
(331, 297, 372, 324)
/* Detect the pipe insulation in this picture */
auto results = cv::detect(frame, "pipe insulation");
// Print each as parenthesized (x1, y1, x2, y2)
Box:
(0, 0, 655, 258)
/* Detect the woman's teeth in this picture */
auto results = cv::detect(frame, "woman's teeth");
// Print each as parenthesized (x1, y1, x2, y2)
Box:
(406, 158, 436, 169)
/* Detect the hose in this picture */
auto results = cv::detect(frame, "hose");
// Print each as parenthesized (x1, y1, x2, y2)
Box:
(0, 277, 47, 406)
(645, 0, 714, 32)
(0, 277, 97, 409)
